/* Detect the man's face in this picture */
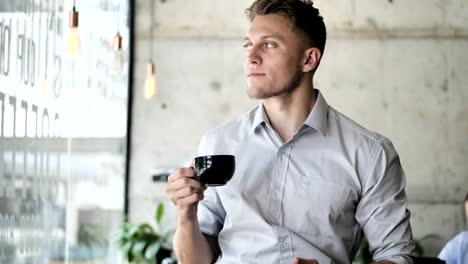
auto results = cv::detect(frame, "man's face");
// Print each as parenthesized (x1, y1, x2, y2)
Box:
(243, 14, 306, 100)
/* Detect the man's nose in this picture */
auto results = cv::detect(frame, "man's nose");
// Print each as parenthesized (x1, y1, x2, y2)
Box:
(246, 47, 262, 65)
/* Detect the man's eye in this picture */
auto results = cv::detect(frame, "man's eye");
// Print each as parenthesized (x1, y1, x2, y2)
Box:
(243, 43, 252, 50)
(264, 43, 275, 48)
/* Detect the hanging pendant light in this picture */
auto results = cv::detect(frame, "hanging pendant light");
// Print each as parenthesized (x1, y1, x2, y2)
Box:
(67, 1, 80, 58)
(112, 3, 124, 74)
(113, 32, 122, 50)
(113, 2, 123, 51)
(144, 1, 157, 99)
(112, 32, 124, 74)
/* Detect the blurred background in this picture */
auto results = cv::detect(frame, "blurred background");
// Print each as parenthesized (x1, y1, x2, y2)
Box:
(1, 0, 467, 263)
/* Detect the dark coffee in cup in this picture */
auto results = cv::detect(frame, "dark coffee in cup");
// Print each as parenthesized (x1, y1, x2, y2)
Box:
(193, 155, 235, 186)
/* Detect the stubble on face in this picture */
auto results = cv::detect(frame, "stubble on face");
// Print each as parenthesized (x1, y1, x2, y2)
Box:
(247, 64, 304, 100)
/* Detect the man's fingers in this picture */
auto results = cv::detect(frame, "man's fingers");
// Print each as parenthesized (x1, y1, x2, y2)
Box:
(165, 166, 208, 211)
(176, 192, 204, 205)
(170, 185, 205, 201)
(167, 167, 195, 183)
(166, 172, 206, 208)
(166, 177, 205, 193)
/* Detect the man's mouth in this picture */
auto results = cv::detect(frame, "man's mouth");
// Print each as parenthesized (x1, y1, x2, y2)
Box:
(247, 72, 266, 78)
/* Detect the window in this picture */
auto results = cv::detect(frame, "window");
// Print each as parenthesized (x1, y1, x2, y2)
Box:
(0, 0, 131, 263)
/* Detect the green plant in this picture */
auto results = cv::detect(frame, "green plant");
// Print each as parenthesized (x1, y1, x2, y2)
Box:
(116, 202, 175, 264)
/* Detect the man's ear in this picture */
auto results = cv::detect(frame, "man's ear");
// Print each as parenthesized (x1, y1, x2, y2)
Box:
(303, 48, 321, 73)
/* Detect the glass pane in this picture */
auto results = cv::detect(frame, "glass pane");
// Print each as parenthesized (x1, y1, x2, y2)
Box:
(0, 0, 130, 263)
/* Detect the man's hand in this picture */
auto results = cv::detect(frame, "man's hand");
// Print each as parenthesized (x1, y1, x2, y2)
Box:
(293, 256, 319, 264)
(167, 168, 214, 264)
(165, 167, 207, 222)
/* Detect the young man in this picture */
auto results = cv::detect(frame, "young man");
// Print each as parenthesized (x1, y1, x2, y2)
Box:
(165, 0, 414, 263)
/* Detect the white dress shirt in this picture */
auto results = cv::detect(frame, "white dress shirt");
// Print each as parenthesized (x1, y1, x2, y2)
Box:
(197, 90, 414, 264)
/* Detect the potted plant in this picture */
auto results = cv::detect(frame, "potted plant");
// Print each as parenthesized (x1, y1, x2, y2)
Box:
(116, 202, 176, 264)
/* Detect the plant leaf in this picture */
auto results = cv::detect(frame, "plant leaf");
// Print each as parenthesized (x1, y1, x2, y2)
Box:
(155, 202, 164, 225)
(132, 240, 148, 258)
(122, 240, 135, 262)
(139, 223, 154, 233)
(144, 240, 162, 260)
(128, 225, 141, 238)
(139, 232, 161, 243)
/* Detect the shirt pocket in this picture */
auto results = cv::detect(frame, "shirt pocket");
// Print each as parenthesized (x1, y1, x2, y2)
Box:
(284, 177, 353, 238)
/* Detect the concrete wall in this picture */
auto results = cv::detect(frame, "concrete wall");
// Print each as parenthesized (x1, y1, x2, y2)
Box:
(129, 0, 468, 257)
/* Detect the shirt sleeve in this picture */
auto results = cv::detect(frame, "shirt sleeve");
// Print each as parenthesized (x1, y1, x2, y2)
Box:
(438, 231, 468, 264)
(355, 139, 415, 264)
(438, 238, 455, 263)
(196, 135, 227, 237)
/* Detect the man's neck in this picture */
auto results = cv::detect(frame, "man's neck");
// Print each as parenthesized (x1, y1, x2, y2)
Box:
(262, 83, 317, 143)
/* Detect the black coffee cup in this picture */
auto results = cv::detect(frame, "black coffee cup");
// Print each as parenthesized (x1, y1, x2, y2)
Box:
(193, 155, 236, 186)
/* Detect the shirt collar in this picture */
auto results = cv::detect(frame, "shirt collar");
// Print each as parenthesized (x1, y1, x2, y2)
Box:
(250, 102, 270, 135)
(250, 89, 329, 137)
(303, 89, 329, 137)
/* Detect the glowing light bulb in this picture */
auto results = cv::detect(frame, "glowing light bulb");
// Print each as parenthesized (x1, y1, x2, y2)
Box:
(113, 50, 124, 74)
(35, 79, 48, 96)
(144, 63, 157, 99)
(40, 79, 48, 96)
(144, 75, 156, 99)
(67, 6, 80, 58)
(67, 27, 80, 58)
